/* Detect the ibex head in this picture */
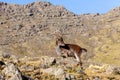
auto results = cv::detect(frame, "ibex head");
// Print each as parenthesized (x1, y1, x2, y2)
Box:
(53, 30, 65, 46)
(56, 36, 65, 46)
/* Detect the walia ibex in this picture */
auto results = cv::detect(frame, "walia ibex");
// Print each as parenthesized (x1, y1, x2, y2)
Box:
(55, 31, 87, 66)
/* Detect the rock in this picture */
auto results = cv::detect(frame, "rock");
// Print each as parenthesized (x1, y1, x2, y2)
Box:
(2, 63, 23, 80)
(87, 64, 108, 72)
(93, 76, 100, 80)
(40, 64, 48, 69)
(21, 65, 35, 72)
(40, 56, 56, 67)
(2, 53, 11, 58)
(70, 75, 75, 79)
(56, 57, 78, 67)
(41, 67, 66, 79)
(114, 67, 120, 74)
(54, 67, 65, 78)
(13, 24, 23, 31)
(105, 65, 115, 74)
(10, 55, 19, 64)
(77, 69, 84, 74)
(0, 75, 5, 80)
(65, 74, 71, 80)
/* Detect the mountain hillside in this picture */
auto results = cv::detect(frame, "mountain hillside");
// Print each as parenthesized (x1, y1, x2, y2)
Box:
(0, 1, 120, 66)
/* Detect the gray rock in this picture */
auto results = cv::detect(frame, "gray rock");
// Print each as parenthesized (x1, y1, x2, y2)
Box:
(40, 64, 48, 69)
(105, 65, 115, 74)
(21, 65, 34, 72)
(93, 76, 101, 80)
(40, 56, 56, 67)
(2, 63, 23, 80)
(65, 74, 71, 80)
(114, 67, 120, 74)
(2, 53, 11, 58)
(77, 69, 84, 74)
(41, 67, 66, 79)
(0, 75, 5, 80)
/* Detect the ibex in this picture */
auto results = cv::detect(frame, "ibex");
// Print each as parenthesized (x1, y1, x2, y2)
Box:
(55, 34, 87, 66)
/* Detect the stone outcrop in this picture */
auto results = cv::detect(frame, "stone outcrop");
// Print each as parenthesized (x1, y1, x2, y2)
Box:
(2, 63, 23, 80)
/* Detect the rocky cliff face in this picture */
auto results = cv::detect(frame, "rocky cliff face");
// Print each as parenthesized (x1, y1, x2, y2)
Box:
(0, 1, 120, 65)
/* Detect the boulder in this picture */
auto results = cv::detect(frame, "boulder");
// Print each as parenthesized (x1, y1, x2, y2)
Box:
(40, 56, 56, 68)
(41, 67, 66, 79)
(2, 63, 23, 80)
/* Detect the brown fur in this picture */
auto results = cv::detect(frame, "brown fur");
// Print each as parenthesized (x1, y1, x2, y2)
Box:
(56, 36, 87, 67)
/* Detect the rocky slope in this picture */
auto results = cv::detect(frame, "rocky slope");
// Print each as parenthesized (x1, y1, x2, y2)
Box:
(0, 0, 120, 74)
(0, 54, 120, 80)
